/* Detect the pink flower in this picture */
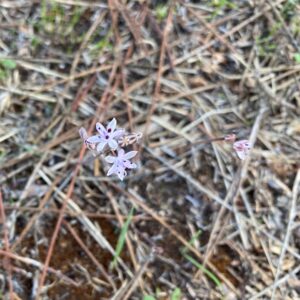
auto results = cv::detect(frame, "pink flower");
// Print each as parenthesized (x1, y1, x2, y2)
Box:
(233, 140, 251, 160)
(105, 149, 137, 181)
(86, 118, 125, 152)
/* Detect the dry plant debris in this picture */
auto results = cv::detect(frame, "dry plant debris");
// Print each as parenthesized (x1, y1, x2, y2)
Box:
(0, 0, 300, 299)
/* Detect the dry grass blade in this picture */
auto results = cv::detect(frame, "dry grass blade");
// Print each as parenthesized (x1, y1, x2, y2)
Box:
(63, 220, 116, 291)
(121, 251, 154, 300)
(0, 249, 79, 287)
(0, 86, 57, 102)
(0, 190, 14, 298)
(143, 5, 173, 142)
(271, 170, 300, 299)
(249, 265, 300, 300)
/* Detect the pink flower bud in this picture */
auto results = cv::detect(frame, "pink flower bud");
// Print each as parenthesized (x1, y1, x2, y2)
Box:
(224, 134, 236, 143)
(233, 139, 251, 160)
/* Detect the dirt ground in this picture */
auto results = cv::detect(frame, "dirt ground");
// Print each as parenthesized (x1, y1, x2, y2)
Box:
(0, 0, 300, 299)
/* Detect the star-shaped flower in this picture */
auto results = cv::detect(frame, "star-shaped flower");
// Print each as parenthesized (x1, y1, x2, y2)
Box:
(105, 149, 138, 181)
(86, 118, 125, 152)
(233, 140, 251, 160)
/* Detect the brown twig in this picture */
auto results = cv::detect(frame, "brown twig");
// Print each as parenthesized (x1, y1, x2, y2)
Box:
(0, 249, 78, 287)
(142, 5, 173, 144)
(4, 205, 153, 221)
(0, 190, 14, 299)
(62, 220, 116, 291)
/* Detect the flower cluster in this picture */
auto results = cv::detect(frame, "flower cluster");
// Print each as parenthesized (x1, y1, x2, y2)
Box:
(79, 118, 142, 181)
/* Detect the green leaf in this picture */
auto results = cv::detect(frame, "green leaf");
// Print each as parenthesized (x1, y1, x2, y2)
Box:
(181, 229, 202, 255)
(294, 53, 300, 63)
(182, 252, 221, 287)
(0, 70, 6, 80)
(180, 230, 222, 288)
(111, 207, 134, 268)
(143, 296, 156, 300)
(171, 287, 181, 300)
(0, 59, 16, 70)
(31, 36, 42, 48)
(156, 5, 168, 21)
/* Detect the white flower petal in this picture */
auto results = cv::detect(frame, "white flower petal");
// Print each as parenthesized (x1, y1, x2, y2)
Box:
(244, 142, 251, 149)
(116, 167, 126, 181)
(123, 151, 138, 160)
(107, 164, 118, 176)
(108, 139, 118, 150)
(233, 139, 251, 160)
(86, 135, 102, 144)
(96, 122, 106, 135)
(124, 161, 137, 169)
(235, 150, 247, 160)
(97, 141, 107, 152)
(112, 129, 125, 139)
(107, 118, 117, 132)
(105, 156, 116, 163)
(117, 148, 125, 157)
(118, 173, 124, 181)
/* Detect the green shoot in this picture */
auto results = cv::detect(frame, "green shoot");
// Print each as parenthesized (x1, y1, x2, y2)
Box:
(0, 59, 16, 70)
(111, 207, 134, 268)
(0, 59, 16, 80)
(143, 295, 156, 300)
(294, 53, 300, 63)
(181, 230, 222, 288)
(171, 287, 182, 300)
(182, 252, 221, 287)
(155, 5, 168, 21)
